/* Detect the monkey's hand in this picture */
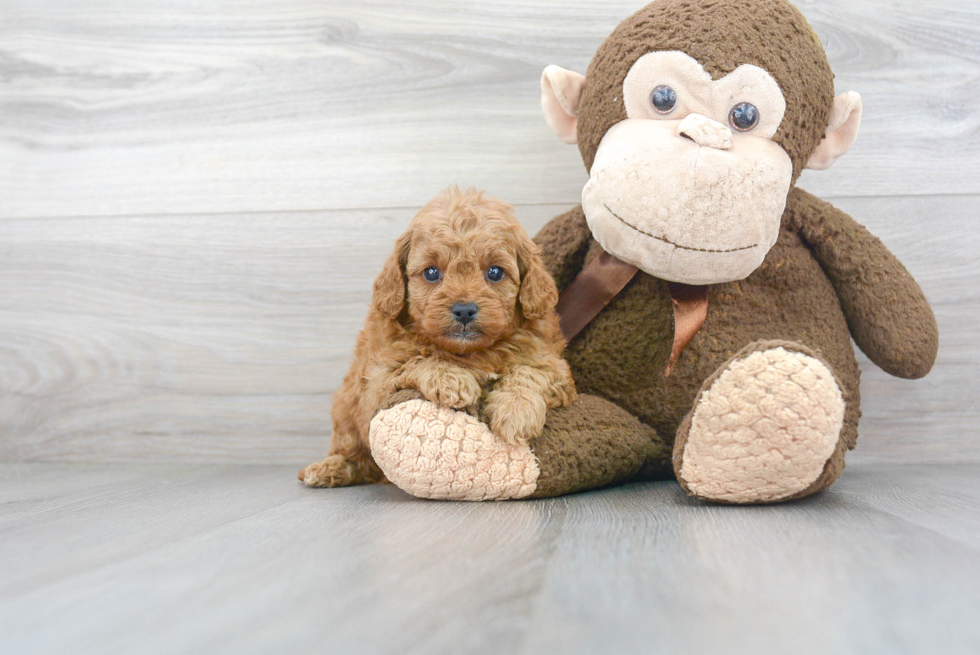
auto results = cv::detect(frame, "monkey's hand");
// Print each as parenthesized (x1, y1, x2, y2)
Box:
(788, 188, 938, 379)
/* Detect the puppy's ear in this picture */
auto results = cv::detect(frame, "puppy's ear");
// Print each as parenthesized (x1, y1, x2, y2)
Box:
(373, 230, 412, 319)
(517, 233, 559, 320)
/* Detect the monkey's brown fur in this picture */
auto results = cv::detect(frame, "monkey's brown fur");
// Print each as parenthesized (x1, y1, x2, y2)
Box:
(578, 0, 835, 182)
(300, 188, 575, 488)
(522, 0, 938, 498)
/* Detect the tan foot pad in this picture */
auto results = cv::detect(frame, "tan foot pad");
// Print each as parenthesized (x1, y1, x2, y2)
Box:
(678, 346, 845, 503)
(369, 399, 539, 501)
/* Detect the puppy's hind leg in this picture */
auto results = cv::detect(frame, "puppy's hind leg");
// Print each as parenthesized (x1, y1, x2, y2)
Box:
(299, 438, 384, 488)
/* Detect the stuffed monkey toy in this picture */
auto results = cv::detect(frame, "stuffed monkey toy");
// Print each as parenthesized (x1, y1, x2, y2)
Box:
(368, 0, 938, 503)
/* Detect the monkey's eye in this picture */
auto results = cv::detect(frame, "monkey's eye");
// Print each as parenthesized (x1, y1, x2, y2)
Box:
(730, 102, 760, 132)
(486, 266, 505, 282)
(423, 267, 442, 282)
(651, 85, 677, 114)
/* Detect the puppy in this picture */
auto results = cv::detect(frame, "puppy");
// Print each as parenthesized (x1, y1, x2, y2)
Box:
(300, 187, 576, 488)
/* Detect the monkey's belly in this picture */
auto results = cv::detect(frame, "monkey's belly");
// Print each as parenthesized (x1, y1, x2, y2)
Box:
(563, 227, 861, 445)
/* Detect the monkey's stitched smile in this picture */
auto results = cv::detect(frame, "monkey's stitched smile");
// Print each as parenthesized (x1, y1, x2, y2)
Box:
(604, 205, 758, 254)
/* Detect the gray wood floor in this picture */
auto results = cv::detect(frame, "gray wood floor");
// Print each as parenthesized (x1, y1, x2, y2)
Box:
(1, 461, 979, 655)
(2, 2, 979, 653)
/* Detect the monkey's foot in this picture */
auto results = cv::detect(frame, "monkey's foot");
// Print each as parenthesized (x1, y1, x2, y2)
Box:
(369, 399, 540, 501)
(673, 341, 846, 504)
(370, 394, 666, 501)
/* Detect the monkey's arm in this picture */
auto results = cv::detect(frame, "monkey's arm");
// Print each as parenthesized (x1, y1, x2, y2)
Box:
(533, 205, 593, 293)
(785, 187, 938, 379)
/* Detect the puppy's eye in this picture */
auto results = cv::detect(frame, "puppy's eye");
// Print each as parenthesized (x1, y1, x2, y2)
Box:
(423, 267, 441, 282)
(486, 266, 505, 282)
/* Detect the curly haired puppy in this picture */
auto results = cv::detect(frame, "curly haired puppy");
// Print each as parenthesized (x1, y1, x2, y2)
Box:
(300, 187, 576, 488)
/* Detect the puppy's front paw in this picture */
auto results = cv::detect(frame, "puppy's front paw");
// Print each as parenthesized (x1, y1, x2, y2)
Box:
(483, 390, 547, 446)
(299, 455, 358, 488)
(418, 369, 483, 410)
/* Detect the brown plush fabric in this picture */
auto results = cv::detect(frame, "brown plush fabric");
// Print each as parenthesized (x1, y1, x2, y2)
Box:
(518, 0, 937, 502)
(534, 194, 878, 486)
(379, 388, 425, 411)
(576, 0, 836, 183)
(785, 188, 939, 379)
(528, 197, 937, 502)
(528, 394, 670, 499)
(555, 251, 638, 342)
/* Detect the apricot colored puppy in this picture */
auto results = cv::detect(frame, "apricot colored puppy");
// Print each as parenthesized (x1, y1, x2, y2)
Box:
(300, 187, 575, 488)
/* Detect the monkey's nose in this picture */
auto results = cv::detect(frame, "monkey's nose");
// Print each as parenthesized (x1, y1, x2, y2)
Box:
(678, 113, 733, 150)
(451, 302, 479, 326)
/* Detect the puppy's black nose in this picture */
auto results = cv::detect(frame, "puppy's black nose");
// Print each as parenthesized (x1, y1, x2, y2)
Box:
(451, 302, 479, 326)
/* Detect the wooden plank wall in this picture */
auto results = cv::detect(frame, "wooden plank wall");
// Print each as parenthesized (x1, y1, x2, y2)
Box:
(1, 0, 977, 463)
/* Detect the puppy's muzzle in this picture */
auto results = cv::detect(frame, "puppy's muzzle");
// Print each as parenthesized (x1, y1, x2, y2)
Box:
(451, 302, 479, 326)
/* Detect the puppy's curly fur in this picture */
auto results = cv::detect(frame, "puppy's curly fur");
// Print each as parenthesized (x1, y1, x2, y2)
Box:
(300, 187, 576, 488)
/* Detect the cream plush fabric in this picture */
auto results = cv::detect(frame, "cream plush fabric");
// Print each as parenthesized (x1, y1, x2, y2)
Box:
(370, 399, 539, 501)
(678, 346, 845, 503)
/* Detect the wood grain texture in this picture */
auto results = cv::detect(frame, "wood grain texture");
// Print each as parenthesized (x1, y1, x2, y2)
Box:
(0, 464, 307, 596)
(0, 203, 567, 462)
(0, 196, 975, 464)
(522, 466, 980, 655)
(1, 462, 978, 654)
(831, 463, 980, 550)
(1, 0, 979, 219)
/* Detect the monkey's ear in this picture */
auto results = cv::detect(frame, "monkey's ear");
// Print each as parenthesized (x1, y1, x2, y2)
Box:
(806, 92, 863, 171)
(541, 65, 586, 145)
(517, 233, 559, 320)
(373, 231, 412, 320)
